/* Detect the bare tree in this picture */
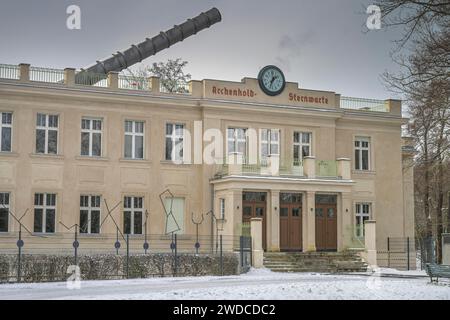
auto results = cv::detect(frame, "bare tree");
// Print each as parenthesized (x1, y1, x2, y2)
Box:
(125, 58, 191, 93)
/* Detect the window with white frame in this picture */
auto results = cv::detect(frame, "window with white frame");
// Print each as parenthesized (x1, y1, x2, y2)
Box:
(293, 132, 311, 165)
(81, 118, 102, 157)
(123, 196, 143, 235)
(227, 128, 247, 158)
(1, 112, 12, 152)
(165, 123, 184, 161)
(220, 198, 225, 220)
(124, 120, 144, 159)
(0, 192, 9, 232)
(34, 193, 56, 233)
(260, 129, 279, 161)
(355, 137, 370, 170)
(36, 113, 58, 154)
(163, 197, 185, 234)
(80, 195, 101, 234)
(355, 203, 371, 237)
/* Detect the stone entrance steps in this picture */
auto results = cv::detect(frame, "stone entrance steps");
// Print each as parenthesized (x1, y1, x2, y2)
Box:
(263, 251, 368, 273)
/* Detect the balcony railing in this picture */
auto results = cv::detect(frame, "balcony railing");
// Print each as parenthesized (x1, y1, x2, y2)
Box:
(30, 66, 64, 83)
(340, 96, 389, 112)
(75, 71, 108, 87)
(0, 64, 19, 80)
(316, 160, 338, 177)
(118, 75, 151, 91)
(159, 81, 190, 94)
(215, 156, 350, 180)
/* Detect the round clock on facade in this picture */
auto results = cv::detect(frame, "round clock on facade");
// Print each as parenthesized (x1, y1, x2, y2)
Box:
(258, 65, 286, 96)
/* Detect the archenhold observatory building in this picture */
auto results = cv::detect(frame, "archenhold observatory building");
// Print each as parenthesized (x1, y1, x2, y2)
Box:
(0, 64, 414, 265)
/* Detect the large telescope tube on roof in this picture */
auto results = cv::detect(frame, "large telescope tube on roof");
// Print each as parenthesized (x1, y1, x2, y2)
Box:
(76, 7, 221, 82)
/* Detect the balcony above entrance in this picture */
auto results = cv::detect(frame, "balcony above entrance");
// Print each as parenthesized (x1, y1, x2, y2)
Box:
(214, 154, 352, 181)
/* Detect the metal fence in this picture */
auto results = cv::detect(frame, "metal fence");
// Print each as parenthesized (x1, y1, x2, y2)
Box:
(75, 71, 108, 87)
(0, 231, 252, 283)
(29, 66, 64, 83)
(377, 237, 415, 270)
(340, 96, 389, 112)
(0, 64, 20, 80)
(118, 75, 151, 91)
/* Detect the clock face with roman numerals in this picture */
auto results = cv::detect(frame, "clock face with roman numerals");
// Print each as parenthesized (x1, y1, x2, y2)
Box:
(258, 65, 286, 96)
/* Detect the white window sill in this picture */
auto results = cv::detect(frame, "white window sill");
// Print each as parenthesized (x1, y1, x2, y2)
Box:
(160, 160, 192, 166)
(119, 158, 151, 164)
(76, 156, 110, 162)
(29, 153, 64, 160)
(352, 170, 376, 175)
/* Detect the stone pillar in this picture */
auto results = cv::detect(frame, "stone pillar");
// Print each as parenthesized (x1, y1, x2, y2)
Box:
(189, 80, 203, 98)
(303, 191, 316, 252)
(340, 193, 353, 250)
(107, 71, 119, 90)
(269, 190, 280, 252)
(364, 220, 377, 267)
(19, 63, 30, 82)
(231, 189, 243, 237)
(443, 234, 450, 265)
(150, 76, 160, 93)
(386, 99, 402, 116)
(337, 158, 351, 180)
(268, 154, 280, 176)
(251, 217, 264, 268)
(303, 156, 316, 179)
(64, 68, 75, 87)
(228, 152, 243, 175)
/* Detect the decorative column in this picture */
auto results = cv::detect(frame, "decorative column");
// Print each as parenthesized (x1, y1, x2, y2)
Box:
(303, 156, 316, 179)
(303, 191, 316, 252)
(337, 158, 351, 180)
(339, 192, 352, 251)
(269, 190, 280, 252)
(251, 217, 264, 268)
(19, 63, 30, 82)
(107, 71, 119, 90)
(364, 220, 377, 267)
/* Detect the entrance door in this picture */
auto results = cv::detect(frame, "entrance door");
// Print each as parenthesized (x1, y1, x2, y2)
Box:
(280, 193, 302, 251)
(242, 192, 267, 250)
(315, 195, 337, 251)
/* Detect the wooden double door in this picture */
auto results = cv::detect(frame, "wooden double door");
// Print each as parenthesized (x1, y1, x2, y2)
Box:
(242, 192, 267, 250)
(315, 195, 337, 251)
(280, 193, 302, 251)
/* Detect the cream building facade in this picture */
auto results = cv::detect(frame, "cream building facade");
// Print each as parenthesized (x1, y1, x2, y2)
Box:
(0, 64, 414, 259)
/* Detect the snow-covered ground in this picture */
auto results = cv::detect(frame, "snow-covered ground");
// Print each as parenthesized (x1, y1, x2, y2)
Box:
(0, 268, 449, 300)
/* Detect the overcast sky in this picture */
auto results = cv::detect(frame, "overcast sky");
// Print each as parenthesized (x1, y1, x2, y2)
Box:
(0, 0, 404, 99)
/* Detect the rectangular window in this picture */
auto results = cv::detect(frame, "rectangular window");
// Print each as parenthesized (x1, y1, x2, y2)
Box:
(227, 127, 247, 158)
(355, 137, 370, 170)
(0, 112, 12, 152)
(260, 129, 280, 160)
(165, 123, 184, 161)
(81, 118, 102, 157)
(163, 197, 185, 234)
(80, 195, 101, 234)
(34, 193, 56, 233)
(36, 113, 58, 154)
(0, 192, 10, 232)
(355, 203, 371, 237)
(124, 120, 144, 159)
(123, 196, 143, 235)
(220, 198, 225, 220)
(293, 132, 311, 164)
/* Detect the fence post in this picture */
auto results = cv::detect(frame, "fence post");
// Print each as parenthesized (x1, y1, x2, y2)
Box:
(17, 226, 23, 283)
(74, 226, 78, 266)
(240, 236, 244, 268)
(220, 234, 223, 276)
(387, 237, 390, 268)
(174, 233, 178, 277)
(126, 233, 129, 279)
(407, 237, 410, 271)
